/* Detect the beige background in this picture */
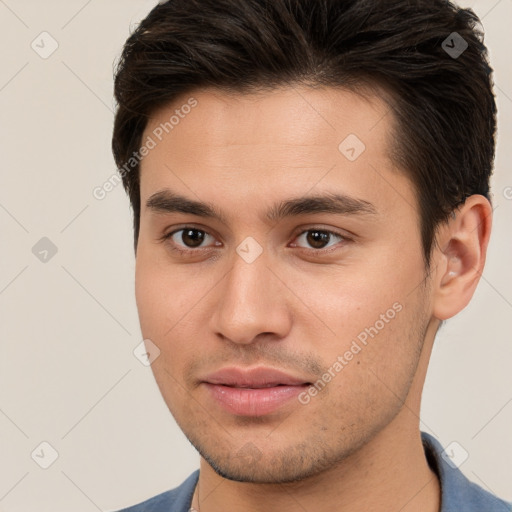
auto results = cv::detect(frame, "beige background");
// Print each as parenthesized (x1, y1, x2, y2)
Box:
(0, 1, 510, 510)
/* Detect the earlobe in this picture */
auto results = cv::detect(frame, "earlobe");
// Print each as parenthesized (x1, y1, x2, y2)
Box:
(432, 195, 493, 321)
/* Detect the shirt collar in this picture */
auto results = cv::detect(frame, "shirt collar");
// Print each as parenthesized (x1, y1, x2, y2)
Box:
(421, 431, 510, 512)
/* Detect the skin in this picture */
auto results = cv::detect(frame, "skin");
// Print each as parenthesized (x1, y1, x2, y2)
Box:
(135, 86, 492, 512)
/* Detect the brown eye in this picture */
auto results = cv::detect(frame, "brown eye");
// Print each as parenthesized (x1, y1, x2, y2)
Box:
(179, 228, 206, 248)
(305, 230, 331, 249)
(163, 227, 216, 253)
(293, 229, 345, 251)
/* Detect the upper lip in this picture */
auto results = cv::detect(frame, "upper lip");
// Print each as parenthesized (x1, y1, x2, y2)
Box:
(202, 367, 310, 388)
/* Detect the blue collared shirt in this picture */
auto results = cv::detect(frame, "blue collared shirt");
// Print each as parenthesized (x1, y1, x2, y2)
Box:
(114, 432, 511, 511)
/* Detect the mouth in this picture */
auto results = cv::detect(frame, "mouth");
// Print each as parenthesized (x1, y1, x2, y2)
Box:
(201, 366, 312, 416)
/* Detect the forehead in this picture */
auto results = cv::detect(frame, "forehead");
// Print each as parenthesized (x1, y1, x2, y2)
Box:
(143, 85, 392, 156)
(138, 85, 416, 224)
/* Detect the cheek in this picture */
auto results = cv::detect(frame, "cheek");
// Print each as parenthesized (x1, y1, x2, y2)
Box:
(311, 298, 426, 431)
(287, 255, 418, 338)
(134, 248, 210, 374)
(285, 243, 427, 386)
(134, 254, 197, 412)
(135, 246, 195, 335)
(134, 256, 163, 337)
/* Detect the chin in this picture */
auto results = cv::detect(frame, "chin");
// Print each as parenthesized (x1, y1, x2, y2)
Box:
(192, 436, 346, 484)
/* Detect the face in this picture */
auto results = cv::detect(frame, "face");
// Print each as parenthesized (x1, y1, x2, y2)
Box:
(135, 86, 435, 483)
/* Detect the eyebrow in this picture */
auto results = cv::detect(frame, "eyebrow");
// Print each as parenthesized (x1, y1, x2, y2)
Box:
(145, 188, 377, 224)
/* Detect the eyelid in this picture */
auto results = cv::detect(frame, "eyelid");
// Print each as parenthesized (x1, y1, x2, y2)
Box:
(291, 224, 352, 240)
(159, 225, 220, 252)
(290, 228, 346, 249)
(160, 225, 351, 254)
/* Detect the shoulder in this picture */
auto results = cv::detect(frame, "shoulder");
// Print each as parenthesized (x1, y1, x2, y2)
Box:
(111, 470, 199, 512)
(421, 432, 511, 512)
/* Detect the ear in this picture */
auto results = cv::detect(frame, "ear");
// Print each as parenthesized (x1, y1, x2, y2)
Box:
(431, 194, 493, 321)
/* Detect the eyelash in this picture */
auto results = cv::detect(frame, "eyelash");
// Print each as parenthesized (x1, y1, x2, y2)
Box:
(158, 226, 350, 256)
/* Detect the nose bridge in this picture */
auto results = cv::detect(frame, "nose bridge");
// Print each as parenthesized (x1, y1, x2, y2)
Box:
(210, 243, 290, 344)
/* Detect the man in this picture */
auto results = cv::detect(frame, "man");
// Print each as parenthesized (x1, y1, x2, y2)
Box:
(111, 0, 510, 510)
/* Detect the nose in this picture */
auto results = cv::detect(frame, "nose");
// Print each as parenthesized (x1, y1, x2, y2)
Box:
(209, 248, 292, 345)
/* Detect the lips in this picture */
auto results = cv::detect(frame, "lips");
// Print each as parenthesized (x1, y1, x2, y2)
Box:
(203, 367, 310, 388)
(201, 367, 311, 416)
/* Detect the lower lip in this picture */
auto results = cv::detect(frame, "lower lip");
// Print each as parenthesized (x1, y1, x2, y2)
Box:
(203, 383, 308, 416)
